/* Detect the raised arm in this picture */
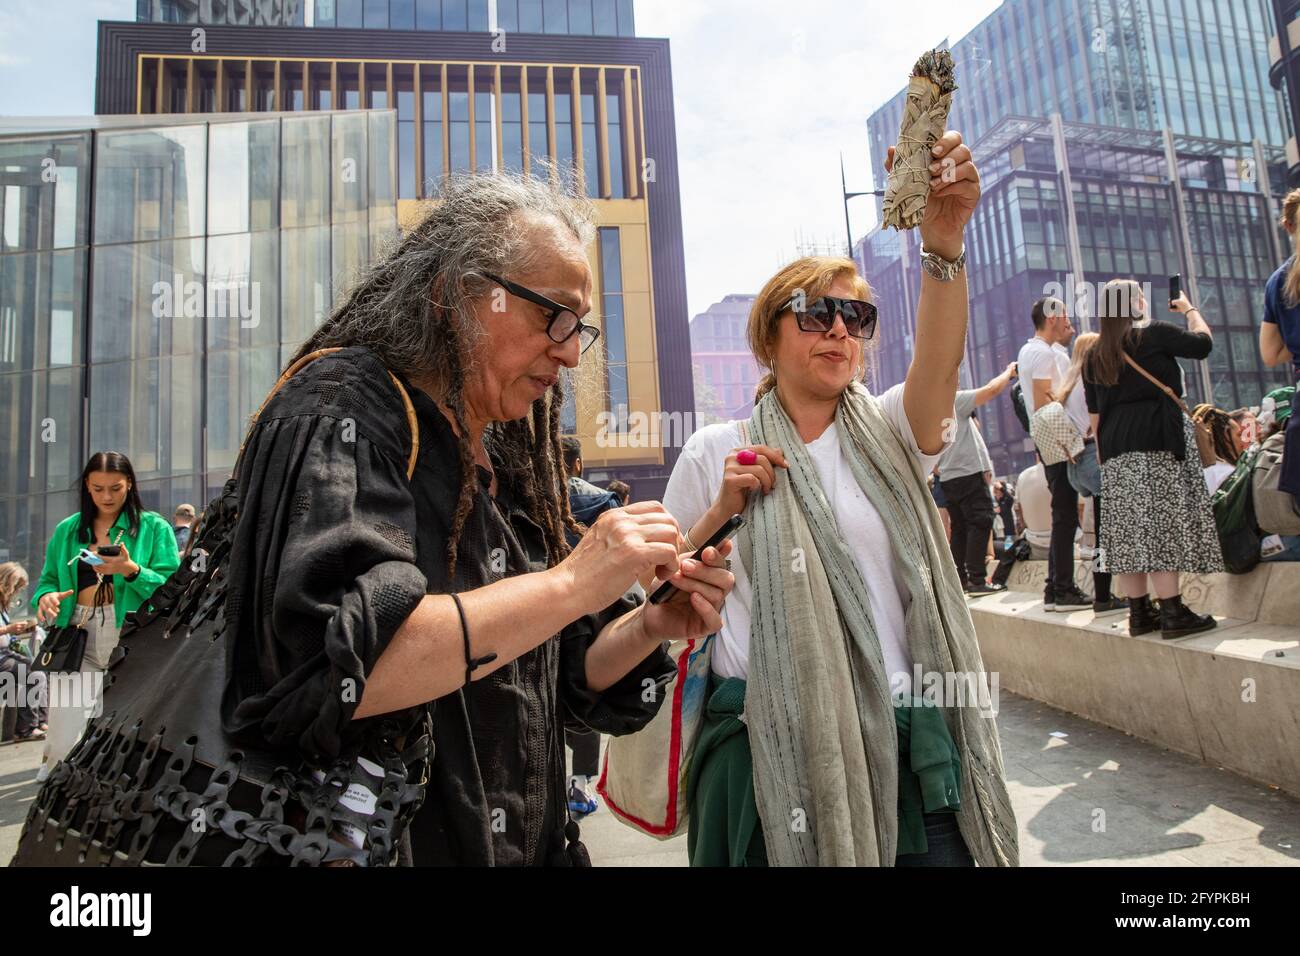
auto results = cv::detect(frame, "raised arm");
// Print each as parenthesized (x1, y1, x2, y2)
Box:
(1171, 291, 1212, 340)
(888, 130, 982, 455)
(975, 363, 1018, 408)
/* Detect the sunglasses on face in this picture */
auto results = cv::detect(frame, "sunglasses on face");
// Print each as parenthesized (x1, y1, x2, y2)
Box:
(484, 273, 601, 355)
(785, 295, 878, 340)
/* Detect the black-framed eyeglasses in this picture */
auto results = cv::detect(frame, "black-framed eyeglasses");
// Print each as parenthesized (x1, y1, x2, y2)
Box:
(484, 273, 601, 355)
(785, 295, 878, 340)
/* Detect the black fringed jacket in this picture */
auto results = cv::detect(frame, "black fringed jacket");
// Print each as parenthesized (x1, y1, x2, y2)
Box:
(222, 346, 673, 865)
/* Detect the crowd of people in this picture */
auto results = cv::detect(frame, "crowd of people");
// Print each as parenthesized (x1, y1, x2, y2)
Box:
(5, 133, 1297, 871)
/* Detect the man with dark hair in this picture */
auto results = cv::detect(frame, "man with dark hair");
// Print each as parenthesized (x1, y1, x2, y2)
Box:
(607, 479, 632, 506)
(558, 436, 625, 818)
(1017, 297, 1090, 611)
(560, 437, 623, 548)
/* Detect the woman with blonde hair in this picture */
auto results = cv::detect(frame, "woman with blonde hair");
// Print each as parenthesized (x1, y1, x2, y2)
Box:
(1053, 332, 1127, 614)
(662, 131, 1018, 867)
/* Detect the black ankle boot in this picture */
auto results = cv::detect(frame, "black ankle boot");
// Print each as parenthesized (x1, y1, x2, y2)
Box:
(1128, 595, 1159, 636)
(1159, 595, 1217, 640)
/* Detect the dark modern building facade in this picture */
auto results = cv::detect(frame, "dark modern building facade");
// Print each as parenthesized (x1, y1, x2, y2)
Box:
(98, 1, 689, 500)
(0, 109, 396, 575)
(859, 0, 1296, 477)
(135, 0, 635, 36)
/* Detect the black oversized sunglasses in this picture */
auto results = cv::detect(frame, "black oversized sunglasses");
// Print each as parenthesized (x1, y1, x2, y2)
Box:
(785, 295, 878, 340)
(484, 273, 601, 355)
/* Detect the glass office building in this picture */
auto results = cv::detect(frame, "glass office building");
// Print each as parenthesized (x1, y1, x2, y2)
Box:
(97, 2, 694, 501)
(858, 117, 1293, 476)
(0, 110, 396, 575)
(859, 0, 1296, 477)
(136, 0, 636, 35)
(867, 0, 1288, 176)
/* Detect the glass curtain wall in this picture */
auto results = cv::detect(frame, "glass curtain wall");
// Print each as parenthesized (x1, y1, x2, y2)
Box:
(0, 111, 396, 574)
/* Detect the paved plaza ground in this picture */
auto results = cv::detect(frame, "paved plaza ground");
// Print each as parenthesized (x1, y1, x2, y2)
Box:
(3, 692, 1296, 866)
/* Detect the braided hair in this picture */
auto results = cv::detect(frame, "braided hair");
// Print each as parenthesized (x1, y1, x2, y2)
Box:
(1192, 404, 1240, 466)
(291, 169, 593, 577)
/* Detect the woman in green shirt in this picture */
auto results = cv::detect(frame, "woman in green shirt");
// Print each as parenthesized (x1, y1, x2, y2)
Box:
(31, 451, 180, 780)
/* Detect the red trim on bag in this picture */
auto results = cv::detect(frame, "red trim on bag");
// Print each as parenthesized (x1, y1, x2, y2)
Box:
(595, 636, 694, 837)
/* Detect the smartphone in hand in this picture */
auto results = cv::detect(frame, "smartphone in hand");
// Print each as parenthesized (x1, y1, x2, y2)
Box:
(96, 545, 122, 557)
(649, 514, 745, 606)
(1169, 274, 1181, 309)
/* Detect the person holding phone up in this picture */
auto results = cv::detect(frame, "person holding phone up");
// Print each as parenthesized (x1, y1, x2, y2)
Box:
(30, 451, 180, 780)
(1082, 280, 1223, 640)
(661, 131, 1018, 868)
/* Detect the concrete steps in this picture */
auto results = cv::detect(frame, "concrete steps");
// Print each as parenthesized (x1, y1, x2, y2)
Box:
(968, 561, 1300, 798)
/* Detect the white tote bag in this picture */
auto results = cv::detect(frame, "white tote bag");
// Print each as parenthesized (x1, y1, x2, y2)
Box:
(596, 631, 713, 839)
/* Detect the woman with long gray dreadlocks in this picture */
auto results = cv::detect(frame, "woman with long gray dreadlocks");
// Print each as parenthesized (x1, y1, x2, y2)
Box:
(254, 174, 738, 868)
(213, 172, 731, 865)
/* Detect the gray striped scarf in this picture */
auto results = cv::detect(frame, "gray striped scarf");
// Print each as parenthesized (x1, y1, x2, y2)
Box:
(737, 383, 1019, 866)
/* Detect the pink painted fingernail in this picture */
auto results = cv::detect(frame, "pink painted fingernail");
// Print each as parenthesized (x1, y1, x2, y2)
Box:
(737, 449, 757, 466)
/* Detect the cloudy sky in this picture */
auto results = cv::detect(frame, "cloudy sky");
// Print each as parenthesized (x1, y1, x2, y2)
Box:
(0, 0, 1004, 316)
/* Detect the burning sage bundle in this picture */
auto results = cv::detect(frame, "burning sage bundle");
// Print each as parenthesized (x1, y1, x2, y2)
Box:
(882, 49, 958, 231)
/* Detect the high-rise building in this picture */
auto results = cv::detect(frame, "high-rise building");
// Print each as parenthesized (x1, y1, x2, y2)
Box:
(689, 294, 760, 421)
(1268, 0, 1300, 185)
(0, 109, 396, 574)
(94, 0, 690, 501)
(860, 0, 1295, 477)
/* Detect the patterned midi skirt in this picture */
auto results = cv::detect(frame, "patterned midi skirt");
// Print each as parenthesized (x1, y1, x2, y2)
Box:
(1098, 417, 1225, 576)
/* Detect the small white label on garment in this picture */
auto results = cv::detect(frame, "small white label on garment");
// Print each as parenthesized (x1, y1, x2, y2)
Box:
(340, 783, 378, 815)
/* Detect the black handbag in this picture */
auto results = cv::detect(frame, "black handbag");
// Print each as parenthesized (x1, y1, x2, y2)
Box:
(31, 623, 88, 675)
(11, 349, 431, 867)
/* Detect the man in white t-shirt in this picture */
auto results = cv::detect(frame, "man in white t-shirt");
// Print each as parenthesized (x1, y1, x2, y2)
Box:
(1016, 297, 1089, 611)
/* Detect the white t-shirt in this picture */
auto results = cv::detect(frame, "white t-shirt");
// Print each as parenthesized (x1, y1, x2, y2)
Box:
(1017, 336, 1070, 417)
(1204, 462, 1234, 494)
(662, 384, 945, 697)
(1063, 382, 1091, 439)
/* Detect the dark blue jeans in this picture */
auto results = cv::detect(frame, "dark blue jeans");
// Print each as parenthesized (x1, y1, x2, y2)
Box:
(895, 812, 975, 867)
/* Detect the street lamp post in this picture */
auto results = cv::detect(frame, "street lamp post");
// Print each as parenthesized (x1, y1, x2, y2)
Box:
(840, 152, 885, 259)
